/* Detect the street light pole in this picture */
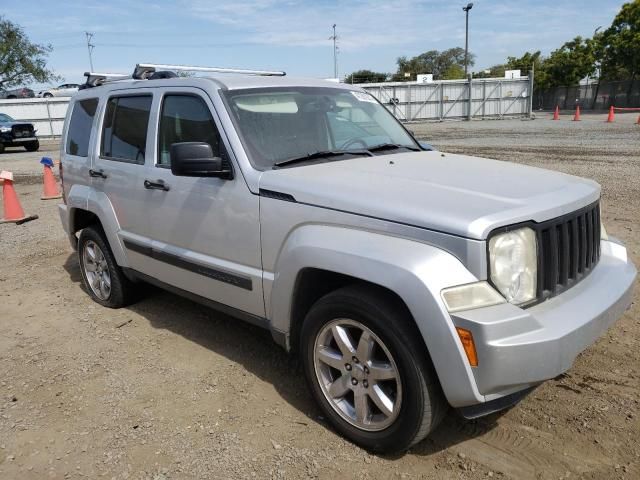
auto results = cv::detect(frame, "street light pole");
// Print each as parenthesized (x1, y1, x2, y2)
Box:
(462, 3, 473, 77)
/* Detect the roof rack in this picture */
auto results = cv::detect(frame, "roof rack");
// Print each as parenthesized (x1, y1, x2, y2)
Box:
(82, 72, 130, 88)
(132, 63, 286, 80)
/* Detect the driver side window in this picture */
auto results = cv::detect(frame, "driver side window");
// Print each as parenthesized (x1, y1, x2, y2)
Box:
(158, 94, 222, 167)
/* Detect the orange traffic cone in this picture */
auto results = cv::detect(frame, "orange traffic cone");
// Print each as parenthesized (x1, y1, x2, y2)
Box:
(573, 105, 581, 121)
(41, 164, 62, 200)
(606, 106, 615, 123)
(636, 115, 640, 125)
(0, 171, 38, 224)
(553, 105, 560, 120)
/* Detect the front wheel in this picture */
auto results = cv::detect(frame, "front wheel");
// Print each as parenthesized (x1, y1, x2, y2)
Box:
(24, 140, 39, 152)
(300, 285, 446, 453)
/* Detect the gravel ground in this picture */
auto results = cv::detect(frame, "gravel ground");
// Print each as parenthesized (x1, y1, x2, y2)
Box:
(1, 112, 638, 479)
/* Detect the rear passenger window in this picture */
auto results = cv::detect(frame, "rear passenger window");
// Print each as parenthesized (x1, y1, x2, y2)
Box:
(101, 95, 152, 164)
(66, 98, 98, 157)
(158, 95, 222, 166)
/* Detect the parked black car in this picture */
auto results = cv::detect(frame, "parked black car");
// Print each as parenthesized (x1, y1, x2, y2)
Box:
(0, 87, 36, 99)
(0, 113, 39, 153)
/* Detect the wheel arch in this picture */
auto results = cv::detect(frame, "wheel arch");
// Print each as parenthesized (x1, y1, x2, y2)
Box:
(268, 224, 485, 406)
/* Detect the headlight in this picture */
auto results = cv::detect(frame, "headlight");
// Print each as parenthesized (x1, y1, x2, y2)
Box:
(0, 126, 11, 133)
(489, 227, 537, 304)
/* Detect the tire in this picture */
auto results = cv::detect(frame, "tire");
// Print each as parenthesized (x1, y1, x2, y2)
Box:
(0, 143, 4, 154)
(24, 140, 39, 152)
(77, 225, 137, 308)
(300, 284, 447, 453)
(7, 95, 16, 99)
(43, 93, 53, 98)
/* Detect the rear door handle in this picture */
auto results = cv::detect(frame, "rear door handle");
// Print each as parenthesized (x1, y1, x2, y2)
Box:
(89, 169, 107, 179)
(144, 179, 170, 191)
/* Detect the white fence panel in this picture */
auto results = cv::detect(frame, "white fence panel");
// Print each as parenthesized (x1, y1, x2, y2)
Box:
(358, 76, 533, 122)
(0, 97, 70, 137)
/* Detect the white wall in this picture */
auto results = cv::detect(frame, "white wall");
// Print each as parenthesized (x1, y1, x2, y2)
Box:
(0, 98, 70, 137)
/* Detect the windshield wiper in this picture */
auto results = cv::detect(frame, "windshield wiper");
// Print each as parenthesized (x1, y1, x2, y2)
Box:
(367, 143, 421, 153)
(273, 149, 372, 168)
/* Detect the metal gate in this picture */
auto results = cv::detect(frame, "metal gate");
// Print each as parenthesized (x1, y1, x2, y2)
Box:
(358, 74, 533, 122)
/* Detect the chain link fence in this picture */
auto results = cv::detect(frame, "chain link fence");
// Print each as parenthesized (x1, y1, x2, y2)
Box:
(533, 79, 640, 111)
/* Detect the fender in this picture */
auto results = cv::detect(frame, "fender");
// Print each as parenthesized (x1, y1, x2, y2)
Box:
(65, 184, 130, 267)
(268, 224, 485, 406)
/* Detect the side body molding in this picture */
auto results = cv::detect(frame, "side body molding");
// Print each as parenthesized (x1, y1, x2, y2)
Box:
(268, 225, 485, 406)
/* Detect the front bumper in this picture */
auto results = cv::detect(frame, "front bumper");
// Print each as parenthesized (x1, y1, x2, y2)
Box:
(0, 132, 37, 144)
(452, 239, 636, 401)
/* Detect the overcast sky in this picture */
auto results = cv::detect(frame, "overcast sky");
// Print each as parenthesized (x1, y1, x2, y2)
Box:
(3, 0, 626, 87)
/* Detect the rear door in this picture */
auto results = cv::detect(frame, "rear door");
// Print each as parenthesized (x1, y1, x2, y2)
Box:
(89, 90, 154, 272)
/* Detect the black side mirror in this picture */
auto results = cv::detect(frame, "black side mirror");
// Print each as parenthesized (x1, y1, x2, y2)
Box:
(170, 142, 232, 178)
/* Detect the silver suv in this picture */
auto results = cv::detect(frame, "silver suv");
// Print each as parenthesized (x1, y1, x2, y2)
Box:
(58, 64, 636, 453)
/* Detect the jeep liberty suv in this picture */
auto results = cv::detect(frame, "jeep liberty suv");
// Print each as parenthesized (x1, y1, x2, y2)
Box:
(58, 64, 637, 453)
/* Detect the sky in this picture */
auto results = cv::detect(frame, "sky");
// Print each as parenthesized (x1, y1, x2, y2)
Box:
(2, 0, 627, 88)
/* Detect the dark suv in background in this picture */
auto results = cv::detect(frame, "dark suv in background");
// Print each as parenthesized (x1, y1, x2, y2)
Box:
(0, 113, 39, 153)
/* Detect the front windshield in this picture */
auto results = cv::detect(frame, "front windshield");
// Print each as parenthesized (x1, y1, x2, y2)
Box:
(222, 87, 418, 170)
(0, 113, 15, 122)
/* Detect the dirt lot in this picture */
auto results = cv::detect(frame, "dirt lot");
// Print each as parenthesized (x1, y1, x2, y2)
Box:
(1, 112, 638, 479)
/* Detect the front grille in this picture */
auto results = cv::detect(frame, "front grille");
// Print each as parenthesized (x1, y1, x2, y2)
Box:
(536, 201, 601, 302)
(12, 125, 34, 138)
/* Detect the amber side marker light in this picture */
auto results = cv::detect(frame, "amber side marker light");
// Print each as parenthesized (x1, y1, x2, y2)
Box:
(456, 327, 478, 367)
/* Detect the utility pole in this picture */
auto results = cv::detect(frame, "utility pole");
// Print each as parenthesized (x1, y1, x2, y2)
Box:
(462, 3, 473, 77)
(330, 24, 338, 79)
(85, 32, 95, 71)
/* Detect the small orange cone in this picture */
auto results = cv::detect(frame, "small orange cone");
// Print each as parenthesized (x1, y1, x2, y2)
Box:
(553, 105, 560, 120)
(636, 114, 640, 125)
(606, 106, 615, 123)
(573, 105, 581, 121)
(41, 165, 62, 200)
(0, 171, 38, 224)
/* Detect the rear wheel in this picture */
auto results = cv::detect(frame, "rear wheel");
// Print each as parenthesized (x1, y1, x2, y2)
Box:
(301, 285, 446, 453)
(43, 93, 53, 98)
(24, 140, 39, 152)
(78, 226, 136, 308)
(0, 143, 4, 154)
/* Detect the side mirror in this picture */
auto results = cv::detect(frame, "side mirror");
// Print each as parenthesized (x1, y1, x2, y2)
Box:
(170, 142, 232, 178)
(418, 141, 436, 151)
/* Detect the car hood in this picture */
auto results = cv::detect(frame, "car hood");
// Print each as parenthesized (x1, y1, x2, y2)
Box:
(258, 151, 600, 240)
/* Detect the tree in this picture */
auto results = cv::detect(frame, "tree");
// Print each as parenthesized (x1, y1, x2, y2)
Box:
(473, 64, 507, 79)
(344, 69, 389, 84)
(505, 51, 549, 90)
(0, 17, 58, 88)
(392, 47, 475, 81)
(598, 0, 640, 80)
(543, 36, 597, 88)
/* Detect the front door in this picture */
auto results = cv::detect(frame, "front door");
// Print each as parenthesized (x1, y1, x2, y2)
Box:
(133, 88, 264, 317)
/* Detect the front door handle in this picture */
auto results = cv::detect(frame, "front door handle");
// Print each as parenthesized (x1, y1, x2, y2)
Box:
(144, 179, 170, 191)
(89, 169, 107, 179)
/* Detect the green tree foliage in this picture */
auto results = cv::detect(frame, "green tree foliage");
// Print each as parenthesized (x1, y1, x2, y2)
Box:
(344, 69, 388, 84)
(543, 36, 597, 87)
(598, 0, 640, 80)
(0, 16, 58, 88)
(473, 64, 507, 79)
(392, 47, 475, 81)
(505, 51, 548, 89)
